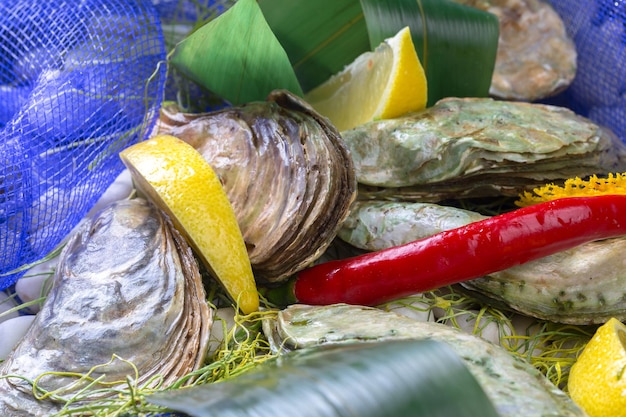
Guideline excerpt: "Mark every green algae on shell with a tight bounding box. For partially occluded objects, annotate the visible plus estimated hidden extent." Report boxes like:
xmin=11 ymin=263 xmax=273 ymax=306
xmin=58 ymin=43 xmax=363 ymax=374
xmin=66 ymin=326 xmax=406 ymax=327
xmin=338 ymin=200 xmax=487 ymax=251
xmin=461 ymin=236 xmax=626 ymax=325
xmin=262 ymin=303 xmax=587 ymax=417
xmin=343 ymin=97 xmax=626 ymax=202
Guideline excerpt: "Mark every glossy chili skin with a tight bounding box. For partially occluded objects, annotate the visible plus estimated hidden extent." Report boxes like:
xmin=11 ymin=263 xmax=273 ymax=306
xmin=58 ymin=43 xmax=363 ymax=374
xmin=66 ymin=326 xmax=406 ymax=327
xmin=293 ymin=195 xmax=626 ymax=306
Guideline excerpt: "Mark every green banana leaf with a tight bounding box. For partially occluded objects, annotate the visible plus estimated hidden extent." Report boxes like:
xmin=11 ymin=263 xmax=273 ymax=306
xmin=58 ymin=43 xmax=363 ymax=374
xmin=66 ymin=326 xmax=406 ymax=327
xmin=169 ymin=0 xmax=499 ymax=108
xmin=169 ymin=0 xmax=303 ymax=105
xmin=360 ymin=0 xmax=499 ymax=106
xmin=258 ymin=0 xmax=370 ymax=93
xmin=147 ymin=339 xmax=501 ymax=417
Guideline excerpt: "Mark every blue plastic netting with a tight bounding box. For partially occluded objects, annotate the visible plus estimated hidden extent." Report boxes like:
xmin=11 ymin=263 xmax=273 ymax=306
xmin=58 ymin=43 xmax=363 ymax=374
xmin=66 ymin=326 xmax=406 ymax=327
xmin=2 ymin=0 xmax=626 ymax=291
xmin=0 ymin=0 xmax=167 ymax=288
xmin=547 ymin=0 xmax=626 ymax=141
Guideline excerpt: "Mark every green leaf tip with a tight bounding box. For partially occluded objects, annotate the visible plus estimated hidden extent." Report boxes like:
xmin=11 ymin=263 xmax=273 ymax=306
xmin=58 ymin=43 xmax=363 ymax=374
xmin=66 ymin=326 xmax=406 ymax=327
xmin=360 ymin=0 xmax=499 ymax=106
xmin=170 ymin=0 xmax=303 ymax=105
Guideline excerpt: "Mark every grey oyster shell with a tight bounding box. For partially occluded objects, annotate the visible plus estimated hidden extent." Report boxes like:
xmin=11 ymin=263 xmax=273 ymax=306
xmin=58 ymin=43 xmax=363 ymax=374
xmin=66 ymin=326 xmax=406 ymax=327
xmin=0 ymin=198 xmax=212 ymax=416
xmin=452 ymin=0 xmax=577 ymax=101
xmin=156 ymin=90 xmax=357 ymax=284
xmin=461 ymin=236 xmax=626 ymax=325
xmin=337 ymin=199 xmax=626 ymax=325
xmin=338 ymin=200 xmax=487 ymax=251
xmin=344 ymin=97 xmax=626 ymax=202
xmin=262 ymin=304 xmax=587 ymax=417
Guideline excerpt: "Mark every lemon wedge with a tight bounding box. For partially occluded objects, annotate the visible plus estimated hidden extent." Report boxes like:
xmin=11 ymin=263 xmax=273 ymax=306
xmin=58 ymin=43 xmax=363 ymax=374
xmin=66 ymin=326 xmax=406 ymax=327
xmin=304 ymin=26 xmax=427 ymax=132
xmin=568 ymin=317 xmax=626 ymax=417
xmin=120 ymin=135 xmax=259 ymax=314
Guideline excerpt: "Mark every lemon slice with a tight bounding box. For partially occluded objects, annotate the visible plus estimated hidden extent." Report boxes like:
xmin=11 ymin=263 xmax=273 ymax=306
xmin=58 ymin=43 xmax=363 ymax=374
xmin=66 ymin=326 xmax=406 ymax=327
xmin=568 ymin=317 xmax=626 ymax=417
xmin=304 ymin=26 xmax=427 ymax=132
xmin=120 ymin=135 xmax=259 ymax=314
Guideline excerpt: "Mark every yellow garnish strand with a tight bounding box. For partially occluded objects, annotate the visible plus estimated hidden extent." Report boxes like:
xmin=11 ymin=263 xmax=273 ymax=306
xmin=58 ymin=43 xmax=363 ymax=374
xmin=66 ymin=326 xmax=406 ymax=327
xmin=517 ymin=172 xmax=626 ymax=207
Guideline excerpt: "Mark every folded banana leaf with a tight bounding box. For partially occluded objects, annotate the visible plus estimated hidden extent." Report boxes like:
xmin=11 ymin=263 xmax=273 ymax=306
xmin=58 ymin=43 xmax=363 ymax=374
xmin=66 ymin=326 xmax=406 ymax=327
xmin=343 ymin=97 xmax=626 ymax=202
xmin=261 ymin=304 xmax=587 ymax=417
xmin=148 ymin=338 xmax=500 ymax=417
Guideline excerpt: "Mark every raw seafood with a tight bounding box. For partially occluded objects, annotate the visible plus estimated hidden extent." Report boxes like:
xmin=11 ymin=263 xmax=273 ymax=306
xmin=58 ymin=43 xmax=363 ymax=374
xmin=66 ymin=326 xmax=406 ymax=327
xmin=156 ymin=90 xmax=357 ymax=283
xmin=344 ymin=97 xmax=626 ymax=202
xmin=262 ymin=303 xmax=587 ymax=417
xmin=0 ymin=198 xmax=212 ymax=416
xmin=452 ymin=0 xmax=577 ymax=101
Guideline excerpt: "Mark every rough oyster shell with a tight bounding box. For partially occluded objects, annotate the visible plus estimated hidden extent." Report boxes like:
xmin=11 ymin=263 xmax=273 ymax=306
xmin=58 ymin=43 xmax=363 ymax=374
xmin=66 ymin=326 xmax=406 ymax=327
xmin=344 ymin=97 xmax=626 ymax=202
xmin=461 ymin=236 xmax=626 ymax=325
xmin=262 ymin=304 xmax=586 ymax=417
xmin=0 ymin=198 xmax=212 ymax=416
xmin=337 ymin=199 xmax=626 ymax=324
xmin=156 ymin=90 xmax=357 ymax=284
xmin=452 ymin=0 xmax=577 ymax=101
xmin=338 ymin=200 xmax=488 ymax=251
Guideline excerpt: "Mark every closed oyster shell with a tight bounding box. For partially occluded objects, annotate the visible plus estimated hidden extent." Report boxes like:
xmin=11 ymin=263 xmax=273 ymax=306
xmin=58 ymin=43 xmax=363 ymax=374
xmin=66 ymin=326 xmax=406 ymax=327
xmin=338 ymin=200 xmax=487 ymax=251
xmin=452 ymin=0 xmax=577 ymax=101
xmin=262 ymin=304 xmax=586 ymax=417
xmin=0 ymin=198 xmax=212 ymax=416
xmin=344 ymin=97 xmax=626 ymax=202
xmin=461 ymin=236 xmax=626 ymax=325
xmin=156 ymin=90 xmax=357 ymax=284
xmin=336 ymin=198 xmax=626 ymax=324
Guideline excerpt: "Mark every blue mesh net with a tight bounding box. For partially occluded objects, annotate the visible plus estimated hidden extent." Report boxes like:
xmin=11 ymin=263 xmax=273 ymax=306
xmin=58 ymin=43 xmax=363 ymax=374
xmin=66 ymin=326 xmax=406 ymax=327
xmin=547 ymin=0 xmax=626 ymax=142
xmin=2 ymin=0 xmax=626 ymax=292
xmin=0 ymin=0 xmax=167 ymax=289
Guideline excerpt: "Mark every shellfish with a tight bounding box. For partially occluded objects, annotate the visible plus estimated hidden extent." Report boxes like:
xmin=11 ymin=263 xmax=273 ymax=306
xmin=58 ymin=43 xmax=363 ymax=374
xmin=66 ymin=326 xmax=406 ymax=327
xmin=156 ymin=90 xmax=357 ymax=284
xmin=344 ymin=97 xmax=626 ymax=202
xmin=0 ymin=198 xmax=212 ymax=416
xmin=452 ymin=0 xmax=577 ymax=101
xmin=461 ymin=236 xmax=626 ymax=325
xmin=262 ymin=303 xmax=587 ymax=417
xmin=337 ymin=199 xmax=626 ymax=324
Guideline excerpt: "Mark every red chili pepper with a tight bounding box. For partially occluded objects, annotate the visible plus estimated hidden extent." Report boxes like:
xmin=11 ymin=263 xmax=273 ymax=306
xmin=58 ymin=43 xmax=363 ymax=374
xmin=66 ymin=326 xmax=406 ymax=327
xmin=281 ymin=195 xmax=626 ymax=306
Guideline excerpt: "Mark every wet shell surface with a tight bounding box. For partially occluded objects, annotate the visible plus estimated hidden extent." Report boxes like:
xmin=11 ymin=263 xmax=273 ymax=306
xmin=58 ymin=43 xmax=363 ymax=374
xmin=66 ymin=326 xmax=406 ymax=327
xmin=0 ymin=198 xmax=212 ymax=416
xmin=156 ymin=90 xmax=357 ymax=284
xmin=262 ymin=303 xmax=586 ymax=417
xmin=344 ymin=97 xmax=626 ymax=202
xmin=462 ymin=236 xmax=626 ymax=325
xmin=338 ymin=200 xmax=488 ymax=251
xmin=337 ymin=199 xmax=626 ymax=325
xmin=452 ymin=0 xmax=577 ymax=101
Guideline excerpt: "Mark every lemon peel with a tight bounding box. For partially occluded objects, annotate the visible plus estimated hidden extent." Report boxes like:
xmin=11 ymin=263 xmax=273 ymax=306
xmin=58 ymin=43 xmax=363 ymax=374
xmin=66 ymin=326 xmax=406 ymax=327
xmin=120 ymin=135 xmax=259 ymax=314
xmin=568 ymin=317 xmax=626 ymax=417
xmin=305 ymin=26 xmax=427 ymax=132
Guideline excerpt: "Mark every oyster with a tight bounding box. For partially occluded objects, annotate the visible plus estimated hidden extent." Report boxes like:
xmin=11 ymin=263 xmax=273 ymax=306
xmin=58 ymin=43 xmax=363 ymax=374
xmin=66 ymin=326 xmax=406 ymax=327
xmin=452 ymin=0 xmax=577 ymax=101
xmin=461 ymin=236 xmax=626 ymax=325
xmin=156 ymin=90 xmax=357 ymax=284
xmin=337 ymin=199 xmax=626 ymax=324
xmin=0 ymin=198 xmax=212 ymax=416
xmin=344 ymin=97 xmax=626 ymax=202
xmin=338 ymin=200 xmax=487 ymax=251
xmin=262 ymin=304 xmax=587 ymax=417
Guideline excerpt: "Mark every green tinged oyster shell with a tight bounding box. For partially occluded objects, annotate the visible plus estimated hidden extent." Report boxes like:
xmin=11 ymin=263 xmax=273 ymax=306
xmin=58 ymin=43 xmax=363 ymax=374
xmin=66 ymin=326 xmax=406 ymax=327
xmin=461 ymin=236 xmax=626 ymax=325
xmin=262 ymin=304 xmax=587 ymax=417
xmin=337 ymin=199 xmax=626 ymax=324
xmin=344 ymin=97 xmax=626 ymax=202
xmin=338 ymin=200 xmax=487 ymax=251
